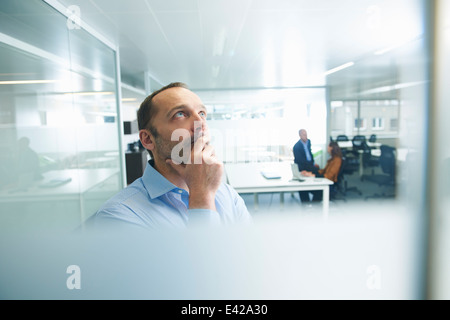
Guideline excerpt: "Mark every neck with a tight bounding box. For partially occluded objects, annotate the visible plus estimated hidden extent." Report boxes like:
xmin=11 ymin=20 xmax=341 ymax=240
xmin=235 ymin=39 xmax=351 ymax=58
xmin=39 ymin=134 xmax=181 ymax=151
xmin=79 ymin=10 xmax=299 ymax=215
xmin=153 ymin=156 xmax=188 ymax=191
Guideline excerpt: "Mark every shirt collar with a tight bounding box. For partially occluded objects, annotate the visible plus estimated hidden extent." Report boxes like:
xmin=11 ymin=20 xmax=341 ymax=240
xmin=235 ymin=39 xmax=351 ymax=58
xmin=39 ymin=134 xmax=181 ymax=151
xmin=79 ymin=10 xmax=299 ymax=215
xmin=142 ymin=159 xmax=179 ymax=199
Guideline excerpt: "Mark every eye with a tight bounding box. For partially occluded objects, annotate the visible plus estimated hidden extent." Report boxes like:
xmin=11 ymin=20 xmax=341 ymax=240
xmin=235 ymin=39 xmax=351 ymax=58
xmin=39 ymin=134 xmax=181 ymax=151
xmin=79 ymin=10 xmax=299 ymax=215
xmin=173 ymin=111 xmax=186 ymax=118
xmin=199 ymin=111 xmax=206 ymax=118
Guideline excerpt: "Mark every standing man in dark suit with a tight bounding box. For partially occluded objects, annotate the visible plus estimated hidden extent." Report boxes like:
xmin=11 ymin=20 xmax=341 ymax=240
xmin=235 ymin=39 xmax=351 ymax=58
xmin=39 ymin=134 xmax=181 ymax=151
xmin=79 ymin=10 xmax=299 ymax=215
xmin=293 ymin=129 xmax=319 ymax=203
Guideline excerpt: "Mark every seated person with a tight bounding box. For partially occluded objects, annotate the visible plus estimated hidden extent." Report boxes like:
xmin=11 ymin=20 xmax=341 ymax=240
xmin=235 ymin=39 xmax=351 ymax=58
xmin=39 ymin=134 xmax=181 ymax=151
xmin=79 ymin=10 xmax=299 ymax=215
xmin=301 ymin=141 xmax=343 ymax=202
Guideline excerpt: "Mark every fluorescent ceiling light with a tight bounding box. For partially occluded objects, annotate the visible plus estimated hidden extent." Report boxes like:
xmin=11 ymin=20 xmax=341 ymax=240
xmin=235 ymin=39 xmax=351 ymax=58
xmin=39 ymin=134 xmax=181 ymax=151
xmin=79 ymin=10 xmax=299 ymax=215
xmin=374 ymin=45 xmax=400 ymax=55
xmin=104 ymin=97 xmax=137 ymax=102
xmin=63 ymin=91 xmax=115 ymax=96
xmin=374 ymin=42 xmax=410 ymax=55
xmin=0 ymin=80 xmax=58 ymax=85
xmin=0 ymin=73 xmax=36 ymax=76
xmin=324 ymin=62 xmax=355 ymax=76
xmin=360 ymin=81 xmax=427 ymax=95
xmin=86 ymin=111 xmax=117 ymax=116
xmin=374 ymin=35 xmax=422 ymax=55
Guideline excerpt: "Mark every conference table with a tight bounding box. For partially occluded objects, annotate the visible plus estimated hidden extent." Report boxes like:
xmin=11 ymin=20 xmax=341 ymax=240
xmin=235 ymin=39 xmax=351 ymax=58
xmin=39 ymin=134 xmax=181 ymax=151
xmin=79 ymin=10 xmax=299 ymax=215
xmin=224 ymin=162 xmax=333 ymax=217
xmin=336 ymin=140 xmax=380 ymax=148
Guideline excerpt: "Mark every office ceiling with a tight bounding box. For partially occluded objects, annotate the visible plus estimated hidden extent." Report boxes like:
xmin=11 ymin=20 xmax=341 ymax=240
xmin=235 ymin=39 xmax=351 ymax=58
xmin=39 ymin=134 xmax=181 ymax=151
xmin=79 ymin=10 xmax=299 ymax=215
xmin=55 ymin=0 xmax=425 ymax=99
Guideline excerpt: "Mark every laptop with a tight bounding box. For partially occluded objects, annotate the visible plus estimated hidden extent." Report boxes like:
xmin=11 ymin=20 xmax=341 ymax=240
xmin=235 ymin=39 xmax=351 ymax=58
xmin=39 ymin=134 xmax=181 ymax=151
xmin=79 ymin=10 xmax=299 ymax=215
xmin=291 ymin=163 xmax=305 ymax=181
xmin=260 ymin=170 xmax=281 ymax=179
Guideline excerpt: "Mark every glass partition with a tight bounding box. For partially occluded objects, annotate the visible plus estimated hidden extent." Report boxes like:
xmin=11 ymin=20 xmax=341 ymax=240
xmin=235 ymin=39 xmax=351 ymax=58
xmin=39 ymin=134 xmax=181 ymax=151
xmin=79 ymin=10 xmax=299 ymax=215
xmin=330 ymin=99 xmax=400 ymax=141
xmin=195 ymin=87 xmax=327 ymax=166
xmin=0 ymin=0 xmax=123 ymax=233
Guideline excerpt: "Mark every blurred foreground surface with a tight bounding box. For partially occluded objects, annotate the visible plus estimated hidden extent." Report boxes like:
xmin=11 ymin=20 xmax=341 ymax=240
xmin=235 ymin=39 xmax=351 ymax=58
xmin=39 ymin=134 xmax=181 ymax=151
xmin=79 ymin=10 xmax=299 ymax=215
xmin=0 ymin=201 xmax=422 ymax=300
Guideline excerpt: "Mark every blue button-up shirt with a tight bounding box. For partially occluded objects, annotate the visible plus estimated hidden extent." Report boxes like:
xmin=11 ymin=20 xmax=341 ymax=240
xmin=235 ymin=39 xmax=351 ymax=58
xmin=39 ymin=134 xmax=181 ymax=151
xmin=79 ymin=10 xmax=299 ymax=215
xmin=301 ymin=140 xmax=312 ymax=162
xmin=94 ymin=161 xmax=252 ymax=229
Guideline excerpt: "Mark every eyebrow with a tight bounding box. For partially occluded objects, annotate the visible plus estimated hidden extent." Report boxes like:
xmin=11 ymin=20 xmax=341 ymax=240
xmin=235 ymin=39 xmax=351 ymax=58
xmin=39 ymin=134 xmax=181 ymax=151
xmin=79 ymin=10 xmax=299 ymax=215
xmin=166 ymin=104 xmax=207 ymax=118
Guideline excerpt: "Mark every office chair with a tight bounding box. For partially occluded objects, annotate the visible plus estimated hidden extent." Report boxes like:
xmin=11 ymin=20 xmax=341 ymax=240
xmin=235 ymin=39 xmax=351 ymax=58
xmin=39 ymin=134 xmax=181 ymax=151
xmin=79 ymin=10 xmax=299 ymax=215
xmin=351 ymin=135 xmax=366 ymax=153
xmin=336 ymin=135 xmax=349 ymax=142
xmin=364 ymin=145 xmax=396 ymax=199
xmin=338 ymin=156 xmax=362 ymax=197
xmin=361 ymin=141 xmax=380 ymax=177
xmin=336 ymin=134 xmax=350 ymax=157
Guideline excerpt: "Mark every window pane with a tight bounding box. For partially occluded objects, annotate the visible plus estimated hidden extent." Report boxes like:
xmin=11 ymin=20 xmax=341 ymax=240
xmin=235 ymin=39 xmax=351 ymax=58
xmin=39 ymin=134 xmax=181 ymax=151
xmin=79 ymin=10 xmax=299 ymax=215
xmin=330 ymin=101 xmax=357 ymax=137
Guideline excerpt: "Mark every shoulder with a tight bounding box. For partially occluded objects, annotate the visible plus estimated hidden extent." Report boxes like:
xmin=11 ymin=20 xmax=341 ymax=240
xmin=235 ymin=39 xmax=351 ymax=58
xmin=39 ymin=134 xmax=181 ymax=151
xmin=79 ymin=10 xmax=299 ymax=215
xmin=215 ymin=182 xmax=252 ymax=223
xmin=216 ymin=182 xmax=240 ymax=201
xmin=94 ymin=179 xmax=148 ymax=225
xmin=293 ymin=140 xmax=303 ymax=151
xmin=101 ymin=179 xmax=145 ymax=207
xmin=329 ymin=156 xmax=342 ymax=166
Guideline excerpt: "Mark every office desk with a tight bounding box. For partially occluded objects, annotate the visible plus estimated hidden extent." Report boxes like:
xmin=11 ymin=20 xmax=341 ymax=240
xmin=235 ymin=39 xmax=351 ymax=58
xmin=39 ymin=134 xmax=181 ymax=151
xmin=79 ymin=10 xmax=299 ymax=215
xmin=337 ymin=141 xmax=381 ymax=149
xmin=0 ymin=168 xmax=119 ymax=201
xmin=0 ymin=168 xmax=120 ymax=229
xmin=225 ymin=162 xmax=333 ymax=217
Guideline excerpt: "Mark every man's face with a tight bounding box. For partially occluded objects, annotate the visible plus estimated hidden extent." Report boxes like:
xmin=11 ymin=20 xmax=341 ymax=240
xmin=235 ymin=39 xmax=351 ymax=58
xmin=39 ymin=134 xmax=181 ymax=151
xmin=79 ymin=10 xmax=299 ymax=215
xmin=300 ymin=130 xmax=308 ymax=143
xmin=148 ymin=87 xmax=209 ymax=162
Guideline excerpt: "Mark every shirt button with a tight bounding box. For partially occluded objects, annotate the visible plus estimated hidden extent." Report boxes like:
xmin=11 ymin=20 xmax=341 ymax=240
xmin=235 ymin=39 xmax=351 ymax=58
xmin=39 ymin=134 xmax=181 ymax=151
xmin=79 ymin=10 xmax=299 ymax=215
xmin=178 ymin=189 xmax=183 ymax=194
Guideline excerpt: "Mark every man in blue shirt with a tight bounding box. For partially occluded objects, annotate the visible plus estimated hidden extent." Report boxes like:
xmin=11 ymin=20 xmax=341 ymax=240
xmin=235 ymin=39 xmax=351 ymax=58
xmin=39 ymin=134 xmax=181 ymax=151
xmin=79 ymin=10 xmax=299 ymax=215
xmin=95 ymin=82 xmax=251 ymax=229
xmin=293 ymin=129 xmax=319 ymax=203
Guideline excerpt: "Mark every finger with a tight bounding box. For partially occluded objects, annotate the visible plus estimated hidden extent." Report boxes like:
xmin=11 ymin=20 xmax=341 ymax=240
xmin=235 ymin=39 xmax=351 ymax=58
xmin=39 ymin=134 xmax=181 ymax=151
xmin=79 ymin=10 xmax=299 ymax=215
xmin=203 ymin=145 xmax=220 ymax=165
xmin=200 ymin=128 xmax=211 ymax=146
xmin=193 ymin=135 xmax=207 ymax=153
xmin=192 ymin=136 xmax=206 ymax=164
xmin=202 ymin=144 xmax=215 ymax=157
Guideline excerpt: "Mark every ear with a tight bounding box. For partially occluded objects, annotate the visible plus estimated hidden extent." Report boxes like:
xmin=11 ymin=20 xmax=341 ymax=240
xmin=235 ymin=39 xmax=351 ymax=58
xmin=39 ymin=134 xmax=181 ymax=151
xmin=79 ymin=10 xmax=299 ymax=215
xmin=139 ymin=129 xmax=155 ymax=152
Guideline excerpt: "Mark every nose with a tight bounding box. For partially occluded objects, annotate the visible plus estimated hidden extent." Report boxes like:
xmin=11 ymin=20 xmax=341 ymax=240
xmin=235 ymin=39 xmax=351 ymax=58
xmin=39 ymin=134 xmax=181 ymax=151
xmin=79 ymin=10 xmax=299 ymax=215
xmin=190 ymin=117 xmax=207 ymax=137
xmin=191 ymin=114 xmax=206 ymax=133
